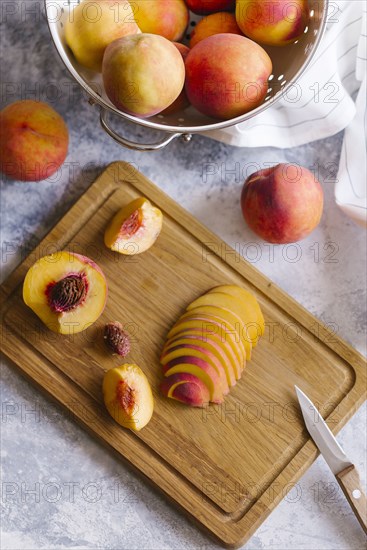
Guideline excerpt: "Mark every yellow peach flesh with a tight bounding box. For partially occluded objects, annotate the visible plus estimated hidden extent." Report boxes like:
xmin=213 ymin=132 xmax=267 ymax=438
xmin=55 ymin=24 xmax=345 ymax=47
xmin=103 ymin=364 xmax=154 ymax=431
xmin=187 ymin=292 xmax=261 ymax=346
xmin=104 ymin=197 xmax=162 ymax=255
xmin=22 ymin=251 xmax=107 ymax=334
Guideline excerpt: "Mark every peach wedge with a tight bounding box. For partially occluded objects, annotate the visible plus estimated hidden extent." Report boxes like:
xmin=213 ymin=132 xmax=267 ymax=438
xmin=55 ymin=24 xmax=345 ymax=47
xmin=104 ymin=197 xmax=163 ymax=255
xmin=23 ymin=251 xmax=107 ymax=334
xmin=160 ymin=372 xmax=210 ymax=407
xmin=103 ymin=364 xmax=154 ymax=431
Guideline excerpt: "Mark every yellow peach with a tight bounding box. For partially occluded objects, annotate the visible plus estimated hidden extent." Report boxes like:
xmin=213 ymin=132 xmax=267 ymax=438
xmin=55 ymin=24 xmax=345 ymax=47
xmin=65 ymin=0 xmax=140 ymax=72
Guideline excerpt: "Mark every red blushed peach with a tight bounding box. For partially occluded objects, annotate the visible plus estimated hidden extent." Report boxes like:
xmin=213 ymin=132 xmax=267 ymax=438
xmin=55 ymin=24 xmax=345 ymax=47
xmin=160 ymin=372 xmax=210 ymax=407
xmin=65 ymin=0 xmax=140 ymax=72
xmin=190 ymin=12 xmax=242 ymax=48
xmin=236 ymin=0 xmax=309 ymax=47
xmin=23 ymin=251 xmax=107 ymax=334
xmin=133 ymin=0 xmax=189 ymax=42
xmin=241 ymin=163 xmax=324 ymax=243
xmin=104 ymin=197 xmax=162 ymax=255
xmin=0 ymin=100 xmax=68 ymax=182
xmin=185 ymin=0 xmax=235 ymax=15
xmin=161 ymin=42 xmax=190 ymax=115
xmin=102 ymin=33 xmax=185 ymax=117
xmin=185 ymin=34 xmax=272 ymax=119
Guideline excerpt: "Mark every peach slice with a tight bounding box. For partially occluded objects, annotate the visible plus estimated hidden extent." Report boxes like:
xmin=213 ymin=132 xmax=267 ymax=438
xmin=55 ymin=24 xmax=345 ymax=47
xmin=104 ymin=197 xmax=162 ymax=255
xmin=209 ymin=285 xmax=265 ymax=336
xmin=163 ymin=357 xmax=224 ymax=403
xmin=167 ymin=315 xmax=246 ymax=377
xmin=23 ymin=251 xmax=107 ymax=334
xmin=180 ymin=306 xmax=252 ymax=361
xmin=163 ymin=333 xmax=237 ymax=387
xmin=161 ymin=340 xmax=229 ymax=394
xmin=160 ymin=372 xmax=210 ymax=407
xmin=103 ymin=364 xmax=154 ymax=431
xmin=187 ymin=293 xmax=261 ymax=346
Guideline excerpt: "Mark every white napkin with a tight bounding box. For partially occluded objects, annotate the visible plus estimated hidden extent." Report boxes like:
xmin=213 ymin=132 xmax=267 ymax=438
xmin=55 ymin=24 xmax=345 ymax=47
xmin=205 ymin=0 xmax=367 ymax=227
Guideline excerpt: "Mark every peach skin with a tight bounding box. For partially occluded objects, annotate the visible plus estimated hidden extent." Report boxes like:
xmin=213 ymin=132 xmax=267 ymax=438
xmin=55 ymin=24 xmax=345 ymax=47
xmin=190 ymin=12 xmax=242 ymax=48
xmin=0 ymin=100 xmax=68 ymax=182
xmin=236 ymin=0 xmax=309 ymax=46
xmin=102 ymin=33 xmax=185 ymax=117
xmin=241 ymin=163 xmax=324 ymax=243
xmin=65 ymin=0 xmax=140 ymax=72
xmin=185 ymin=33 xmax=272 ymax=119
xmin=133 ymin=0 xmax=189 ymax=41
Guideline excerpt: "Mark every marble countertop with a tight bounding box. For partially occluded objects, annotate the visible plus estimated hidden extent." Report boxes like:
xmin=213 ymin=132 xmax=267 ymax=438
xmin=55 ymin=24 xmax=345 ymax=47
xmin=1 ymin=3 xmax=366 ymax=549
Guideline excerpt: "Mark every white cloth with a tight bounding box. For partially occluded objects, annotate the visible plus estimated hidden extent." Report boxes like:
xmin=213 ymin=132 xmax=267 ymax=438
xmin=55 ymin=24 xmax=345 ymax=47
xmin=205 ymin=0 xmax=367 ymax=227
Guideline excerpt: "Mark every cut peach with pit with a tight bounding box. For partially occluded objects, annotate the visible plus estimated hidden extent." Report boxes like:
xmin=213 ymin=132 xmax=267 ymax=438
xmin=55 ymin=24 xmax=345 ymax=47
xmin=209 ymin=285 xmax=265 ymax=336
xmin=160 ymin=372 xmax=210 ymax=407
xmin=23 ymin=251 xmax=107 ymax=334
xmin=164 ymin=357 xmax=224 ymax=404
xmin=188 ymin=293 xmax=261 ymax=346
xmin=104 ymin=197 xmax=162 ymax=255
xmin=103 ymin=364 xmax=154 ymax=431
xmin=161 ymin=340 xmax=229 ymax=394
xmin=163 ymin=334 xmax=237 ymax=387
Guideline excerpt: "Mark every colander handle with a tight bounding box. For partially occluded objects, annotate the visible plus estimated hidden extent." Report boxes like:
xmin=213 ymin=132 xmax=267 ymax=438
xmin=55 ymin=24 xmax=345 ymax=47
xmin=100 ymin=108 xmax=187 ymax=151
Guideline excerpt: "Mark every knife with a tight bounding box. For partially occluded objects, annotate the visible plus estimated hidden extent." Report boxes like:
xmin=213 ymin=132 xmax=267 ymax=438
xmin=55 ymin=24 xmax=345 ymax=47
xmin=295 ymin=385 xmax=367 ymax=534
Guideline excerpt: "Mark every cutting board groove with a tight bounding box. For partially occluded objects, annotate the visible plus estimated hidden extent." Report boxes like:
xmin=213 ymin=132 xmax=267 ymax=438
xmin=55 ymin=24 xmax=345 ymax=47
xmin=1 ymin=162 xmax=365 ymax=548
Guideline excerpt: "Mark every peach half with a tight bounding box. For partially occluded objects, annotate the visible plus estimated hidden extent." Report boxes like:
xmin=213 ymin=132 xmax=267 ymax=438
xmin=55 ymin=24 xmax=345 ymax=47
xmin=160 ymin=372 xmax=210 ymax=407
xmin=104 ymin=197 xmax=163 ymax=255
xmin=23 ymin=251 xmax=107 ymax=334
xmin=103 ymin=364 xmax=154 ymax=431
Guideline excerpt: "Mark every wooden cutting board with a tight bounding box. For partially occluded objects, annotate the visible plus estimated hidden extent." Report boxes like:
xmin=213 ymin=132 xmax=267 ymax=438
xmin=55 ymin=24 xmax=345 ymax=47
xmin=1 ymin=162 xmax=365 ymax=548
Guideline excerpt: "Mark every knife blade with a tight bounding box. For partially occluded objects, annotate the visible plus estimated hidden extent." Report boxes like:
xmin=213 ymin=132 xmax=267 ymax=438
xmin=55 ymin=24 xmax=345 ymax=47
xmin=295 ymin=385 xmax=367 ymax=534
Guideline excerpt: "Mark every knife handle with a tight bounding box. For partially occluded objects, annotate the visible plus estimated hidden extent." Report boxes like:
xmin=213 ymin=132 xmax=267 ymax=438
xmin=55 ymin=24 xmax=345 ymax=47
xmin=336 ymin=464 xmax=367 ymax=534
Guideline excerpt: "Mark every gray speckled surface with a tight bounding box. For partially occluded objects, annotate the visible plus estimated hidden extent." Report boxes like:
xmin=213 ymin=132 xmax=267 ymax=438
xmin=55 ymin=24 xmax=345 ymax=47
xmin=1 ymin=3 xmax=366 ymax=549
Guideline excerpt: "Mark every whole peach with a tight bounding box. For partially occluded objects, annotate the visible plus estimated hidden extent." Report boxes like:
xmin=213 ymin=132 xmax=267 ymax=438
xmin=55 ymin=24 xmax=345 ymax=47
xmin=236 ymin=0 xmax=309 ymax=46
xmin=161 ymin=42 xmax=190 ymax=115
xmin=0 ymin=100 xmax=68 ymax=182
xmin=185 ymin=34 xmax=272 ymax=119
xmin=133 ymin=0 xmax=189 ymax=41
xmin=241 ymin=164 xmax=324 ymax=243
xmin=185 ymin=0 xmax=235 ymax=15
xmin=190 ymin=12 xmax=242 ymax=48
xmin=102 ymin=33 xmax=185 ymax=118
xmin=65 ymin=0 xmax=140 ymax=72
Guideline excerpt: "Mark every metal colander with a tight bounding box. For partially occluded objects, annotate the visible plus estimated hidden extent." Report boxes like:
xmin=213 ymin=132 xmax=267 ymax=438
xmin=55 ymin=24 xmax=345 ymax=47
xmin=45 ymin=0 xmax=329 ymax=150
